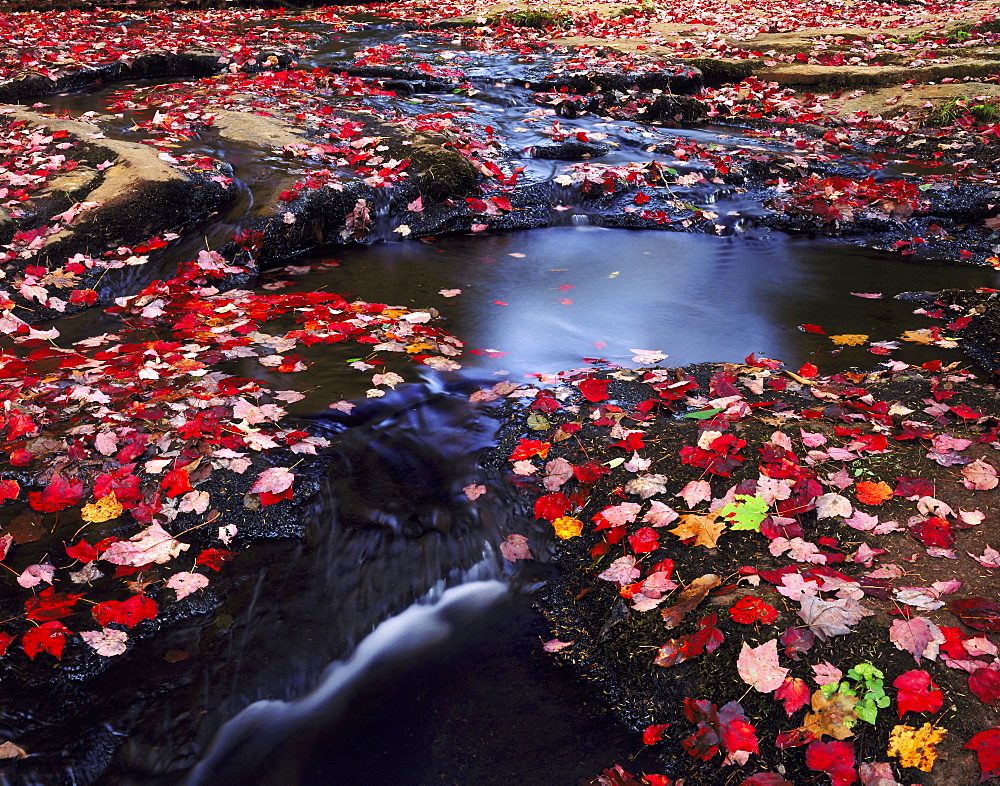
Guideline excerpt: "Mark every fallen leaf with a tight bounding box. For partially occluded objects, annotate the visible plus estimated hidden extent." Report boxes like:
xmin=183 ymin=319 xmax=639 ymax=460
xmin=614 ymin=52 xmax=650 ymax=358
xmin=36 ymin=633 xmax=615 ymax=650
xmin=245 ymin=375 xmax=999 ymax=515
xmin=729 ymin=595 xmax=779 ymax=624
xmin=962 ymin=459 xmax=999 ymax=491
xmin=949 ymin=597 xmax=1000 ymax=633
xmin=166 ymin=571 xmax=210 ymax=600
xmin=887 ymin=723 xmax=946 ymax=772
xmin=661 ymin=574 xmax=721 ymax=629
xmin=830 ymin=334 xmax=868 ymax=346
xmin=101 ymin=522 xmax=189 ymax=566
xmin=802 ymin=689 xmax=858 ymax=740
xmin=737 ymin=639 xmax=789 ymax=693
xmin=969 ymin=667 xmax=1000 ymax=704
xmin=80 ymin=491 xmax=123 ymax=523
xmin=670 ymin=513 xmax=725 ymax=549
xmin=654 ymin=613 xmax=723 ymax=667
xmin=80 ymin=627 xmax=129 ymax=657
xmin=805 ymin=740 xmax=857 ymax=785
xmin=965 ymin=728 xmax=1000 ymax=781
xmin=798 ymin=595 xmax=873 ymax=639
xmin=889 ymin=616 xmax=945 ymax=662
xmin=599 ymin=555 xmax=641 ymax=585
xmin=0 ymin=741 xmax=27 ymax=759
xmin=816 ymin=493 xmax=853 ymax=519
xmin=552 ymin=515 xmax=583 ymax=540
xmin=855 ymin=481 xmax=893 ymax=505
xmin=893 ymin=670 xmax=943 ymax=718
xmin=500 ymin=533 xmax=533 ymax=562
xmin=775 ymin=677 xmax=811 ymax=717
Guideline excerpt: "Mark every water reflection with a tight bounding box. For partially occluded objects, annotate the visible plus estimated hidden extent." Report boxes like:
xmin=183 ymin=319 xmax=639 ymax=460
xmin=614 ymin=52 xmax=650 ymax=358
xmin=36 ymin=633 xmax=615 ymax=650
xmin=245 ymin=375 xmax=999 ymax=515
xmin=278 ymin=227 xmax=999 ymax=400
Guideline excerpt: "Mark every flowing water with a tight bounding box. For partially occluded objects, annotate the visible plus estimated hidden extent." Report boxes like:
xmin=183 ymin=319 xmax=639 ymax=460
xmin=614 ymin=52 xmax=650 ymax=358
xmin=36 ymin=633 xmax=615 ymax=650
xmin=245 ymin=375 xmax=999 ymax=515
xmin=11 ymin=17 xmax=1000 ymax=786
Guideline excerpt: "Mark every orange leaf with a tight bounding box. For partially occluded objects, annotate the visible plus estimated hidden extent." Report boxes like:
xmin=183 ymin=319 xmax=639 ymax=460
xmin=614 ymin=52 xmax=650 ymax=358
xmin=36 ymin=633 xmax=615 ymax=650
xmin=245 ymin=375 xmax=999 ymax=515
xmin=855 ymin=481 xmax=893 ymax=505
xmin=670 ymin=513 xmax=725 ymax=549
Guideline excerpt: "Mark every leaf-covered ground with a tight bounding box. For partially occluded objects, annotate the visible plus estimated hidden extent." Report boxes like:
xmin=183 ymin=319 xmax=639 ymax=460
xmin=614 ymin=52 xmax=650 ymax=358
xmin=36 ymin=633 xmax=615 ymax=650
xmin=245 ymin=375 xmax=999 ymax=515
xmin=2 ymin=0 xmax=1000 ymax=782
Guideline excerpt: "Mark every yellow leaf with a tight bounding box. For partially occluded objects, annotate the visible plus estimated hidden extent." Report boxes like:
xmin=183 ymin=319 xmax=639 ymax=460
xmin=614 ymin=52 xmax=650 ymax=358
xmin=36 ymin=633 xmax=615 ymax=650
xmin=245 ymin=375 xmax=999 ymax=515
xmin=829 ymin=334 xmax=869 ymax=346
xmin=669 ymin=513 xmax=725 ymax=549
xmin=552 ymin=516 xmax=583 ymax=540
xmin=801 ymin=689 xmax=858 ymax=740
xmin=900 ymin=329 xmax=936 ymax=345
xmin=887 ymin=723 xmax=947 ymax=772
xmin=80 ymin=492 xmax=123 ymax=523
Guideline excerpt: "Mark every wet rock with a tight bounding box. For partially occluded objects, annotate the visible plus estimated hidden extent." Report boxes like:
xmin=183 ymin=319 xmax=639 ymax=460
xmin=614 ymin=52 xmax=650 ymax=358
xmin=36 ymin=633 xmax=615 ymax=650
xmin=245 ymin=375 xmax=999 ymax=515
xmin=0 ymin=50 xmax=298 ymax=104
xmin=531 ymin=141 xmax=612 ymax=160
xmin=758 ymin=60 xmax=1000 ymax=88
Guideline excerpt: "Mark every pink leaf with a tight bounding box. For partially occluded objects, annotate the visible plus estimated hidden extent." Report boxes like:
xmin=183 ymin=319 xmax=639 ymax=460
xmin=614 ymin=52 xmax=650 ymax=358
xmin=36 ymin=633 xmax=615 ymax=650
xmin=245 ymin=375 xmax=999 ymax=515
xmin=500 ymin=533 xmax=533 ymax=562
xmin=250 ymin=467 xmax=295 ymax=495
xmin=889 ymin=616 xmax=945 ymax=663
xmin=962 ymin=459 xmax=998 ymax=491
xmin=677 ymin=480 xmax=712 ymax=507
xmin=737 ymin=639 xmax=788 ymax=693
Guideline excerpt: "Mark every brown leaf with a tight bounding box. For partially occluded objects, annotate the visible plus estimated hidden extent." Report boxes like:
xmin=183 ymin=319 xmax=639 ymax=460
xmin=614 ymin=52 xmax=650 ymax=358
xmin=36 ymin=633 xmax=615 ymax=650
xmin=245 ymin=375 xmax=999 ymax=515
xmin=670 ymin=513 xmax=725 ymax=549
xmin=4 ymin=512 xmax=45 ymax=544
xmin=0 ymin=741 xmax=27 ymax=759
xmin=661 ymin=573 xmax=721 ymax=629
xmin=801 ymin=689 xmax=858 ymax=740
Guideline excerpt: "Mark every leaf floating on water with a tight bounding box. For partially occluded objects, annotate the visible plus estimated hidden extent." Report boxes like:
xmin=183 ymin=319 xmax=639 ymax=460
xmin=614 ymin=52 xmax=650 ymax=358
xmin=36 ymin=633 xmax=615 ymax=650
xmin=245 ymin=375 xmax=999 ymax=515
xmin=80 ymin=491 xmax=124 ymax=523
xmin=0 ymin=741 xmax=27 ymax=759
xmin=829 ymin=334 xmax=868 ymax=346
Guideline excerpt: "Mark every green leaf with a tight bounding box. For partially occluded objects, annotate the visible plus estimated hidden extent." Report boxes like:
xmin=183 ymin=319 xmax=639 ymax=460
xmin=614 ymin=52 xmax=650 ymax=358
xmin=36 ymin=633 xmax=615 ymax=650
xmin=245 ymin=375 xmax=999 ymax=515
xmin=606 ymin=457 xmax=625 ymax=468
xmin=856 ymin=703 xmax=877 ymax=725
xmin=718 ymin=494 xmax=769 ymax=532
xmin=682 ymin=407 xmax=723 ymax=420
xmin=527 ymin=414 xmax=550 ymax=431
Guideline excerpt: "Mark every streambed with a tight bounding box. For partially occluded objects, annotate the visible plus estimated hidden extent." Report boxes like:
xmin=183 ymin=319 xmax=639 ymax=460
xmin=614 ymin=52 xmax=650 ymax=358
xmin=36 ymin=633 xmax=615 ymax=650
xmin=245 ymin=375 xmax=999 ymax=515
xmin=2 ymin=10 xmax=999 ymax=785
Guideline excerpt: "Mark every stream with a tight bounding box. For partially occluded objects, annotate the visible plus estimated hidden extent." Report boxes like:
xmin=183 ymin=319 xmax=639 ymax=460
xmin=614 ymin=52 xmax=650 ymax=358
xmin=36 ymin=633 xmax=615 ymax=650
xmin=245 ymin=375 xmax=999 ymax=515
xmin=7 ymin=13 xmax=1000 ymax=786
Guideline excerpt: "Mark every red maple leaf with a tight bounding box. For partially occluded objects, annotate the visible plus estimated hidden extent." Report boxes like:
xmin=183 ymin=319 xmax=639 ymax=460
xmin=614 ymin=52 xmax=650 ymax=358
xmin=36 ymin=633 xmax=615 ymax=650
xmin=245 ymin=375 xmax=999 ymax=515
xmin=966 ymin=728 xmax=1000 ymax=781
xmin=893 ymin=669 xmax=943 ymax=718
xmin=805 ymin=740 xmax=857 ymax=786
xmin=0 ymin=479 xmax=19 ymax=504
xmin=196 ymin=548 xmax=234 ymax=571
xmin=25 ymin=587 xmax=84 ymax=622
xmin=161 ymin=467 xmax=193 ymax=498
xmin=950 ymin=597 xmax=1000 ymax=632
xmin=510 ymin=439 xmax=551 ymax=461
xmin=534 ymin=493 xmax=570 ymax=522
xmin=91 ymin=595 xmax=157 ymax=629
xmin=655 ymin=614 xmax=724 ymax=668
xmin=573 ymin=461 xmax=611 ymax=484
xmin=578 ymin=376 xmax=610 ymax=402
xmin=28 ymin=473 xmax=84 ymax=513
xmin=629 ymin=527 xmax=659 ymax=554
xmin=729 ymin=596 xmax=779 ymax=625
xmin=775 ymin=677 xmax=810 ymax=717
xmin=681 ymin=698 xmax=758 ymax=763
xmin=969 ymin=667 xmax=1000 ymax=705
xmin=642 ymin=723 xmax=670 ymax=745
xmin=908 ymin=516 xmax=954 ymax=548
xmin=0 ymin=631 xmax=13 ymax=658
xmin=66 ymin=538 xmax=100 ymax=563
xmin=22 ymin=621 xmax=71 ymax=660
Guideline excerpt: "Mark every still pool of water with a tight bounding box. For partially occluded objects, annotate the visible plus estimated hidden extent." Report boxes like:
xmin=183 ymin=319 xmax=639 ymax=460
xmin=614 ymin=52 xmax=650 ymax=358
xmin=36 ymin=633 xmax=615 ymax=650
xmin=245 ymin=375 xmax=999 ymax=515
xmin=264 ymin=226 xmax=1000 ymax=405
